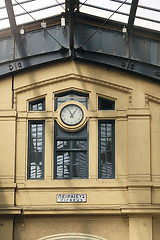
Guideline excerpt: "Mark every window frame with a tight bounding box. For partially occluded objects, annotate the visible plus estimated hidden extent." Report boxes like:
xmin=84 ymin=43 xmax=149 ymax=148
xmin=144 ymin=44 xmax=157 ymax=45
xmin=98 ymin=120 xmax=115 ymax=179
xmin=29 ymin=98 xmax=45 ymax=111
xmin=54 ymin=90 xmax=89 ymax=180
xmin=27 ymin=120 xmax=45 ymax=180
xmin=54 ymin=122 xmax=89 ymax=180
xmin=54 ymin=90 xmax=89 ymax=111
xmin=98 ymin=96 xmax=115 ymax=110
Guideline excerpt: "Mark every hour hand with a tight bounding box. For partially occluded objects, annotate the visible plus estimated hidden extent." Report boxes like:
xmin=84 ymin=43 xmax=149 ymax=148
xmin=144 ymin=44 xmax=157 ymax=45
xmin=68 ymin=108 xmax=73 ymax=118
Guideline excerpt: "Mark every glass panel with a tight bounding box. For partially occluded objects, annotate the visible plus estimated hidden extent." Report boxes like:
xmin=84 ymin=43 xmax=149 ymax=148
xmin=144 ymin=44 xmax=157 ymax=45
xmin=28 ymin=122 xmax=44 ymax=179
xmin=72 ymin=152 xmax=87 ymax=178
xmin=56 ymin=152 xmax=71 ymax=179
xmin=79 ymin=0 xmax=130 ymax=24
xmin=56 ymin=149 xmax=87 ymax=179
xmin=135 ymin=0 xmax=160 ymax=31
xmin=98 ymin=97 xmax=115 ymax=110
xmin=31 ymin=124 xmax=37 ymax=137
xmin=79 ymin=152 xmax=87 ymax=178
xmin=29 ymin=98 xmax=45 ymax=111
xmin=0 ymin=0 xmax=159 ymax=32
xmin=99 ymin=121 xmax=114 ymax=179
xmin=79 ymin=0 xmax=160 ymax=32
xmin=30 ymin=162 xmax=43 ymax=179
xmin=56 ymin=154 xmax=64 ymax=178
xmin=30 ymin=138 xmax=36 ymax=151
xmin=73 ymin=140 xmax=87 ymax=149
xmin=72 ymin=152 xmax=79 ymax=178
xmin=55 ymin=91 xmax=88 ymax=110
xmin=0 ymin=0 xmax=65 ymax=30
xmin=57 ymin=140 xmax=70 ymax=150
xmin=57 ymin=140 xmax=87 ymax=150
xmin=55 ymin=123 xmax=88 ymax=179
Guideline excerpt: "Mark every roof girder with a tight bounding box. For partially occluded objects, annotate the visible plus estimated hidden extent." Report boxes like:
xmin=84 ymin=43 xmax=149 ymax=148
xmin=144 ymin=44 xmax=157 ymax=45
xmin=4 ymin=0 xmax=17 ymax=37
xmin=127 ymin=0 xmax=139 ymax=34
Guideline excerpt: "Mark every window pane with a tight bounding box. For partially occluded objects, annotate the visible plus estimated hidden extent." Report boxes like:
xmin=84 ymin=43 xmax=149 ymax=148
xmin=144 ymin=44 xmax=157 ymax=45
xmin=56 ymin=151 xmax=87 ymax=179
xmin=56 ymin=152 xmax=71 ymax=179
xmin=72 ymin=152 xmax=87 ymax=178
xmin=99 ymin=121 xmax=115 ymax=179
xmin=29 ymin=98 xmax=45 ymax=111
xmin=98 ymin=97 xmax=115 ymax=110
xmin=28 ymin=121 xmax=45 ymax=179
xmin=79 ymin=152 xmax=88 ymax=178
xmin=54 ymin=123 xmax=88 ymax=179
xmin=55 ymin=91 xmax=88 ymax=110
xmin=73 ymin=141 xmax=87 ymax=150
xmin=57 ymin=140 xmax=70 ymax=150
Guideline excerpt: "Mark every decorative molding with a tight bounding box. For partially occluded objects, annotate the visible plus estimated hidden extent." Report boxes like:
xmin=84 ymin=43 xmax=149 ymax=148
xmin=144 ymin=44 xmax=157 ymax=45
xmin=14 ymin=74 xmax=132 ymax=94
xmin=129 ymin=90 xmax=132 ymax=107
xmin=20 ymin=205 xmax=160 ymax=216
xmin=0 ymin=110 xmax=16 ymax=118
xmin=13 ymin=74 xmax=132 ymax=110
xmin=0 ymin=207 xmax=22 ymax=215
xmin=127 ymin=109 xmax=151 ymax=117
xmin=145 ymin=93 xmax=160 ymax=105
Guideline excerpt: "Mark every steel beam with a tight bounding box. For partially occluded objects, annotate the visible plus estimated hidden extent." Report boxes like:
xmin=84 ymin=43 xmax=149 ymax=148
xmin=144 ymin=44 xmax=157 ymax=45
xmin=0 ymin=48 xmax=69 ymax=77
xmin=4 ymin=0 xmax=17 ymax=37
xmin=66 ymin=0 xmax=79 ymax=57
xmin=127 ymin=0 xmax=139 ymax=34
xmin=75 ymin=48 xmax=160 ymax=81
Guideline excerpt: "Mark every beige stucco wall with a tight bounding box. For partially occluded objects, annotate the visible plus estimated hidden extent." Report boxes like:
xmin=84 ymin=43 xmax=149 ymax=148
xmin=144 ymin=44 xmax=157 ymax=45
xmin=0 ymin=219 xmax=13 ymax=240
xmin=14 ymin=216 xmax=129 ymax=240
xmin=0 ymin=60 xmax=160 ymax=239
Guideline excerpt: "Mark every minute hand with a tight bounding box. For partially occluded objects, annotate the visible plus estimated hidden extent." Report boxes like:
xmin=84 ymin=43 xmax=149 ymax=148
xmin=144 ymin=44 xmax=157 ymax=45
xmin=72 ymin=107 xmax=78 ymax=116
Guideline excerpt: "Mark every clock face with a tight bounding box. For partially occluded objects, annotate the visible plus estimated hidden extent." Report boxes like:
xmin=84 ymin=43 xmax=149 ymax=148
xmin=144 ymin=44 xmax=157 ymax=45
xmin=60 ymin=104 xmax=83 ymax=126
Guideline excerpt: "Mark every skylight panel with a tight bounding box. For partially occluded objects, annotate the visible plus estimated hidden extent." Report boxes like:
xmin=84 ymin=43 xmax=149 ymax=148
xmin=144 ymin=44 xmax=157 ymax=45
xmin=0 ymin=19 xmax=10 ymax=30
xmin=135 ymin=0 xmax=160 ymax=31
xmin=0 ymin=0 xmax=159 ymax=32
xmin=79 ymin=0 xmax=160 ymax=32
xmin=0 ymin=1 xmax=9 ymax=29
xmin=13 ymin=0 xmax=65 ymax=25
xmin=0 ymin=0 xmax=65 ymax=30
xmin=79 ymin=0 xmax=131 ymax=24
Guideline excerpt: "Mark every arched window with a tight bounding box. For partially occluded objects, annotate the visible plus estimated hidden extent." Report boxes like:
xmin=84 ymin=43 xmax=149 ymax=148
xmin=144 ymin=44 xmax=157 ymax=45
xmin=38 ymin=233 xmax=108 ymax=240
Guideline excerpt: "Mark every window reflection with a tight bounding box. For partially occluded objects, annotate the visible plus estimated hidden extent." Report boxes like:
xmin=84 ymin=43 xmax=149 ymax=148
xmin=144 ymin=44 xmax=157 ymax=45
xmin=28 ymin=122 xmax=44 ymax=179
xmin=55 ymin=124 xmax=88 ymax=179
xmin=99 ymin=121 xmax=114 ymax=179
xmin=55 ymin=91 xmax=88 ymax=110
xmin=29 ymin=98 xmax=45 ymax=111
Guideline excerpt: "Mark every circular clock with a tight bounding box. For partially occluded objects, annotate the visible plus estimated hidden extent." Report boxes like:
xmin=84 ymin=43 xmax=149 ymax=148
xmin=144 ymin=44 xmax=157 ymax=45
xmin=60 ymin=104 xmax=83 ymax=126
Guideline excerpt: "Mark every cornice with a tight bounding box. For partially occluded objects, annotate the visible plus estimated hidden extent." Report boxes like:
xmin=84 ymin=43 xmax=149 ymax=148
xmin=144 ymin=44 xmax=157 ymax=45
xmin=0 ymin=207 xmax=22 ymax=215
xmin=18 ymin=205 xmax=160 ymax=216
xmin=145 ymin=93 xmax=160 ymax=105
xmin=0 ymin=110 xmax=16 ymax=119
xmin=14 ymin=74 xmax=132 ymax=94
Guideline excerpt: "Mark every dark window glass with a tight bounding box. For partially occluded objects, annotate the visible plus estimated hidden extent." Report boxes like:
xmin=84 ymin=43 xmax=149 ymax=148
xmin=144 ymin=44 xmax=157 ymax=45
xmin=54 ymin=123 xmax=88 ymax=179
xmin=28 ymin=121 xmax=45 ymax=179
xmin=55 ymin=91 xmax=88 ymax=110
xmin=29 ymin=98 xmax=45 ymax=111
xmin=98 ymin=120 xmax=115 ymax=179
xmin=98 ymin=97 xmax=115 ymax=110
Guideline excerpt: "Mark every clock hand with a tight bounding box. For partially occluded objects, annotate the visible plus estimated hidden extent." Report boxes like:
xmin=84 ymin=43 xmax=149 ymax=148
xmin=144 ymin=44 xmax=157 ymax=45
xmin=72 ymin=107 xmax=78 ymax=116
xmin=68 ymin=108 xmax=74 ymax=118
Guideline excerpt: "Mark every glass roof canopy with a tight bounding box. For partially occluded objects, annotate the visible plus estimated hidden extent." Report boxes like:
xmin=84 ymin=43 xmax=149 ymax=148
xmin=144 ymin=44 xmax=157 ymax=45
xmin=0 ymin=0 xmax=65 ymax=30
xmin=0 ymin=0 xmax=160 ymax=32
xmin=80 ymin=0 xmax=160 ymax=32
